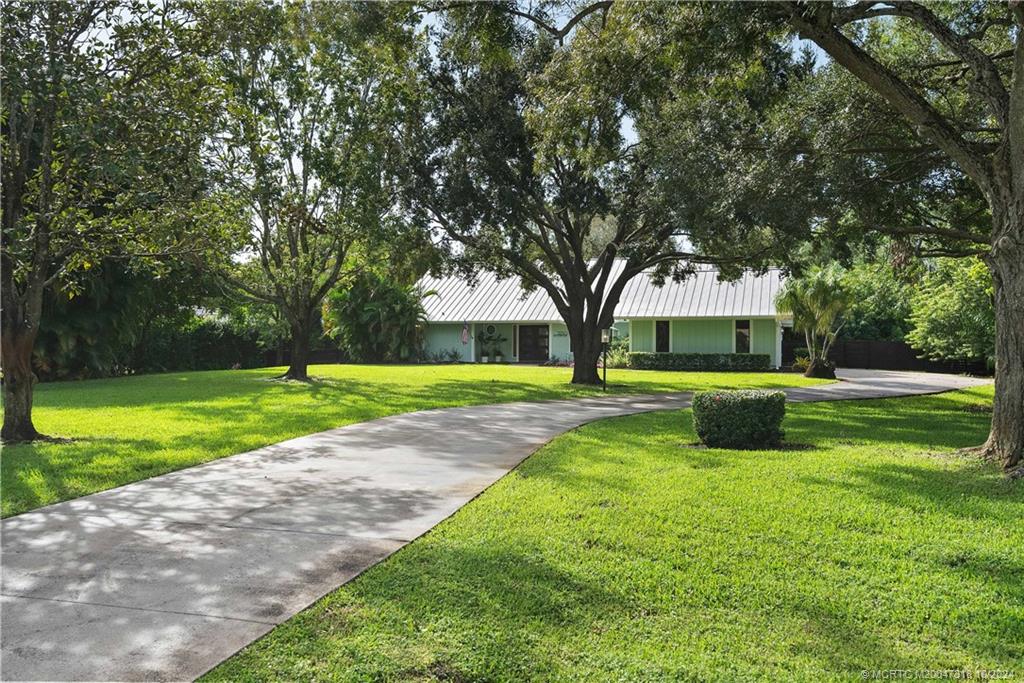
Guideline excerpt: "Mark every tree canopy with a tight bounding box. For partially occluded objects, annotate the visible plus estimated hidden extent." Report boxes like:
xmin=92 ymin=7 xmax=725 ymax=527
xmin=202 ymin=0 xmax=417 ymax=379
xmin=402 ymin=2 xmax=802 ymax=384
xmin=1 ymin=0 xmax=232 ymax=440
xmin=908 ymin=257 xmax=995 ymax=366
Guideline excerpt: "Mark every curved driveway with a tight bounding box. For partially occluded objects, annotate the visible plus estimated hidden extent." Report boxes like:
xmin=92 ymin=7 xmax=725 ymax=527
xmin=0 ymin=369 xmax=989 ymax=681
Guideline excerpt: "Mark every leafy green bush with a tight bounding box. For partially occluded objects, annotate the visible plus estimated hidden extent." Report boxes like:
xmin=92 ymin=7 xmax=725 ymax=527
xmin=692 ymin=390 xmax=786 ymax=448
xmin=429 ymin=348 xmax=464 ymax=363
xmin=323 ymin=271 xmax=433 ymax=362
xmin=603 ymin=336 xmax=631 ymax=368
xmin=627 ymin=352 xmax=770 ymax=371
xmin=841 ymin=260 xmax=914 ymax=341
xmin=791 ymin=356 xmax=811 ymax=372
xmin=907 ymin=257 xmax=994 ymax=365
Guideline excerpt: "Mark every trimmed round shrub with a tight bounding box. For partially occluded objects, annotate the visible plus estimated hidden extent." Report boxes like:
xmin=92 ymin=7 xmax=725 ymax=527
xmin=692 ymin=390 xmax=786 ymax=448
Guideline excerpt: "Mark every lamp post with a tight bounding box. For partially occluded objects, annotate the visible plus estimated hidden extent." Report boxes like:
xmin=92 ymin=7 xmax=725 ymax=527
xmin=601 ymin=328 xmax=611 ymax=391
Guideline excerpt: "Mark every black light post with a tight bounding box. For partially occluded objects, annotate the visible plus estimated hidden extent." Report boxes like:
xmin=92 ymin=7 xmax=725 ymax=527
xmin=601 ymin=328 xmax=611 ymax=391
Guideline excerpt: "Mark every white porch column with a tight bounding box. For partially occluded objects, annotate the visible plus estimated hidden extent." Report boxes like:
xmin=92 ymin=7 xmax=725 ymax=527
xmin=775 ymin=320 xmax=783 ymax=369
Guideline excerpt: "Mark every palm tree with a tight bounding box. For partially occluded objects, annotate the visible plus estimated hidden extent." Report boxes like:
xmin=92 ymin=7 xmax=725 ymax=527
xmin=775 ymin=266 xmax=851 ymax=379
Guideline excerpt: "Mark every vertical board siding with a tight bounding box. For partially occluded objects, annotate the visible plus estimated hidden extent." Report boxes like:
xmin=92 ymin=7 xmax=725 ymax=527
xmin=751 ymin=319 xmax=778 ymax=367
xmin=428 ymin=318 xmax=780 ymax=365
xmin=550 ymin=323 xmax=572 ymax=361
xmin=475 ymin=323 xmax=516 ymax=361
xmin=630 ymin=320 xmax=655 ymax=352
xmin=671 ymin=319 xmax=733 ymax=354
xmin=423 ymin=324 xmax=472 ymax=361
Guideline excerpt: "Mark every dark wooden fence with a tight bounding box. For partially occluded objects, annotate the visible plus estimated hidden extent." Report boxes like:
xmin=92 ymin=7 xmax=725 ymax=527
xmin=781 ymin=330 xmax=988 ymax=374
xmin=262 ymin=348 xmax=347 ymax=367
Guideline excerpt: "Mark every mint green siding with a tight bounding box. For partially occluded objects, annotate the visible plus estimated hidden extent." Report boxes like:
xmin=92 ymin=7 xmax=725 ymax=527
xmin=671 ymin=319 xmax=733 ymax=354
xmin=628 ymin=318 xmax=779 ymax=366
xmin=550 ymin=323 xmax=572 ymax=361
xmin=630 ymin=320 xmax=655 ymax=352
xmin=423 ymin=323 xmax=472 ymax=361
xmin=751 ymin=319 xmax=778 ymax=367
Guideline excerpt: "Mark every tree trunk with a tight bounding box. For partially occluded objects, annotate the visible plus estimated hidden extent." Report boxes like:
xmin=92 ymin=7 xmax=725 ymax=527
xmin=569 ymin=323 xmax=603 ymax=385
xmin=984 ymin=222 xmax=1024 ymax=470
xmin=803 ymin=359 xmax=837 ymax=379
xmin=283 ymin=326 xmax=311 ymax=381
xmin=1 ymin=326 xmax=42 ymax=442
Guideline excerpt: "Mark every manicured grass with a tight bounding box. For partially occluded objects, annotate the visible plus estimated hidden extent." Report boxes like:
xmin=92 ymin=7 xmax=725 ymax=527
xmin=1 ymin=364 xmax=826 ymax=517
xmin=207 ymin=385 xmax=1021 ymax=681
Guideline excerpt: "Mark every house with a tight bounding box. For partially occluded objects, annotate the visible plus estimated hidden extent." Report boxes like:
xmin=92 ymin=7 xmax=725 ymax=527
xmin=419 ymin=263 xmax=790 ymax=368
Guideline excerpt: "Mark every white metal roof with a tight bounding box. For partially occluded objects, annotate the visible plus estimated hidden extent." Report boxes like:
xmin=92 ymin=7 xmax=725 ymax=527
xmin=420 ymin=270 xmax=563 ymax=323
xmin=615 ymin=267 xmax=785 ymax=319
xmin=419 ymin=263 xmax=786 ymax=323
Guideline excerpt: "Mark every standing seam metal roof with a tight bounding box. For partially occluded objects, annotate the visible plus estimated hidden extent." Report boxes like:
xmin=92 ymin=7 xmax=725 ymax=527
xmin=418 ymin=263 xmax=786 ymax=323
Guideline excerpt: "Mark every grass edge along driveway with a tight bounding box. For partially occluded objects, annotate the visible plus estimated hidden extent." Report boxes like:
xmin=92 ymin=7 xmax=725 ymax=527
xmin=2 ymin=364 xmax=828 ymax=517
xmin=206 ymin=385 xmax=1021 ymax=682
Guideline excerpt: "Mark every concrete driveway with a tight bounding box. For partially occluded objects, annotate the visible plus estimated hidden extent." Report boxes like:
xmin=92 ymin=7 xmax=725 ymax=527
xmin=0 ymin=370 xmax=990 ymax=681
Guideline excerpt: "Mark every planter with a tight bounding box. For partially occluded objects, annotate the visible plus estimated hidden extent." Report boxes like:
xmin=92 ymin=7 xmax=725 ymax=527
xmin=495 ymin=356 xmax=505 ymax=364
xmin=481 ymin=355 xmax=490 ymax=363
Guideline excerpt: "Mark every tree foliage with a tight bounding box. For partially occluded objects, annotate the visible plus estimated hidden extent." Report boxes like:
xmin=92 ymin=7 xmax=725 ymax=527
xmin=203 ymin=0 xmax=416 ymax=380
xmin=404 ymin=2 xmax=800 ymax=384
xmin=322 ymin=271 xmax=432 ymax=362
xmin=840 ymin=260 xmax=915 ymax=342
xmin=1 ymin=0 xmax=232 ymax=440
xmin=908 ymin=258 xmax=995 ymax=365
xmin=764 ymin=1 xmax=1024 ymax=468
xmin=33 ymin=260 xmax=209 ymax=380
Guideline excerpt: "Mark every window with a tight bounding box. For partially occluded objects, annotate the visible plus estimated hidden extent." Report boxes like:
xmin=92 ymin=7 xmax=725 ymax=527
xmin=735 ymin=319 xmax=751 ymax=353
xmin=656 ymin=320 xmax=670 ymax=353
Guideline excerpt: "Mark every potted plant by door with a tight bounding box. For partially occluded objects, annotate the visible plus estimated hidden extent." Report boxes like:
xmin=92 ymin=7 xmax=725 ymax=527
xmin=494 ymin=348 xmax=505 ymax=363
xmin=476 ymin=330 xmax=489 ymax=362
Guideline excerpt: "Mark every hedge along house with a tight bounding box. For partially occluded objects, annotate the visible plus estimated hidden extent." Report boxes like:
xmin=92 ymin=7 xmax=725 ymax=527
xmin=419 ymin=264 xmax=790 ymax=367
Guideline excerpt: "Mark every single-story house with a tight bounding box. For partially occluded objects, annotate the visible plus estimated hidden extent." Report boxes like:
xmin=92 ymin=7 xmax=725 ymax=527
xmin=419 ymin=262 xmax=790 ymax=368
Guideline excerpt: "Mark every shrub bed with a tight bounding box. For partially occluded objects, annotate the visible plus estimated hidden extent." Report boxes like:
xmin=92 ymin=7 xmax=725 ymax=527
xmin=692 ymin=389 xmax=786 ymax=448
xmin=627 ymin=352 xmax=771 ymax=372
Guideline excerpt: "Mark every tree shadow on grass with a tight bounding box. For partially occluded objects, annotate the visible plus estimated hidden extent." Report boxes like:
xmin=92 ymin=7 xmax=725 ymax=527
xmin=785 ymin=394 xmax=992 ymax=451
xmin=801 ymin=460 xmax=1021 ymax=522
xmin=1 ymin=437 xmax=169 ymax=517
xmin=216 ymin=542 xmax=633 ymax=680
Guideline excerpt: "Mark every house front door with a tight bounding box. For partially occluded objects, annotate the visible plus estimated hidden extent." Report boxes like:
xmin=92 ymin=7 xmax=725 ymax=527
xmin=518 ymin=325 xmax=549 ymax=362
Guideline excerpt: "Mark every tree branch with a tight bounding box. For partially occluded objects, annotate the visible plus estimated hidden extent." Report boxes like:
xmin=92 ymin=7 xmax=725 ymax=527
xmin=780 ymin=2 xmax=997 ymax=197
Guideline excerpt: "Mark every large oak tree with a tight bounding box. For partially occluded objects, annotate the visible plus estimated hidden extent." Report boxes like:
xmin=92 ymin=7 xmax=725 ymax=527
xmin=635 ymin=0 xmax=1023 ymax=470
xmin=406 ymin=2 xmax=797 ymax=384
xmin=772 ymin=2 xmax=1023 ymax=471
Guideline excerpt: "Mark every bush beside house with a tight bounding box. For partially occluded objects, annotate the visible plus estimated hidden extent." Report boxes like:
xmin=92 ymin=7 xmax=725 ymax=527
xmin=628 ymin=352 xmax=771 ymax=372
xmin=692 ymin=390 xmax=786 ymax=448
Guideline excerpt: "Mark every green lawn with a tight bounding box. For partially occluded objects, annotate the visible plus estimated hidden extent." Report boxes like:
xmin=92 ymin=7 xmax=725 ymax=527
xmin=207 ymin=385 xmax=1021 ymax=682
xmin=1 ymin=364 xmax=826 ymax=517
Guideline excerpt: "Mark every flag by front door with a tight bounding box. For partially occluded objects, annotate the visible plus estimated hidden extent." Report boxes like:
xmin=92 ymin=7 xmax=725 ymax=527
xmin=461 ymin=322 xmax=469 ymax=345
